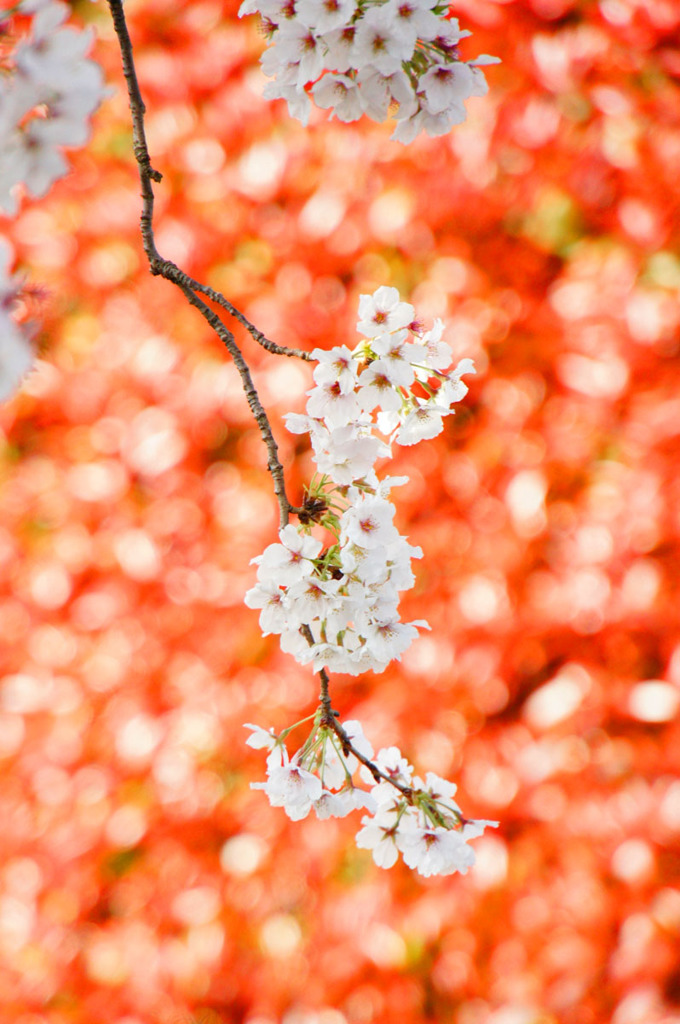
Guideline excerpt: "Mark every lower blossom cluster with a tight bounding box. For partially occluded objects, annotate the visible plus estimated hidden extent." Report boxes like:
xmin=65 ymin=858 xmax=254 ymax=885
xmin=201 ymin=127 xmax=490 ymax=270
xmin=245 ymin=286 xmax=475 ymax=675
xmin=0 ymin=0 xmax=107 ymax=215
xmin=246 ymin=719 xmax=497 ymax=876
xmin=239 ymin=0 xmax=499 ymax=142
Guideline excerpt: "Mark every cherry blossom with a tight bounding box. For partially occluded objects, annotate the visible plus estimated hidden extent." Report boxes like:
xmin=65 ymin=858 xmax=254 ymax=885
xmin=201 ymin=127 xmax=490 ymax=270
xmin=245 ymin=287 xmax=476 ymax=677
xmin=247 ymin=721 xmax=494 ymax=875
xmin=354 ymin=752 xmax=498 ymax=875
xmin=251 ymin=760 xmax=324 ymax=820
xmin=252 ymin=524 xmax=323 ymax=585
xmin=0 ymin=1 xmax=106 ymax=215
xmin=239 ymin=0 xmax=499 ymax=141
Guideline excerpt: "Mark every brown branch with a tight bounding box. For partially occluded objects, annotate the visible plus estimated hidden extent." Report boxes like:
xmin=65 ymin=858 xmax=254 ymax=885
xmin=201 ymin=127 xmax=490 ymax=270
xmin=189 ymin=278 xmax=311 ymax=362
xmin=106 ymin=0 xmax=305 ymax=527
xmin=325 ymin=704 xmax=414 ymax=800
xmin=171 ymin=279 xmax=293 ymax=526
xmin=107 ymin=0 xmax=410 ymax=801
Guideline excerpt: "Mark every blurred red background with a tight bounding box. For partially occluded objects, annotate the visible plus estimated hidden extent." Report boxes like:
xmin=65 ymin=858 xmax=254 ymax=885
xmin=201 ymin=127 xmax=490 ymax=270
xmin=1 ymin=0 xmax=680 ymax=1022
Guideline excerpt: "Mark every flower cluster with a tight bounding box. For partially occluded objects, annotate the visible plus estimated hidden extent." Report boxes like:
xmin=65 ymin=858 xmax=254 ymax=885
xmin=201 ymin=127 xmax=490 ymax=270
xmin=0 ymin=0 xmax=107 ymax=215
xmin=246 ymin=717 xmax=376 ymax=820
xmin=0 ymin=241 xmax=33 ymax=402
xmin=355 ymin=747 xmax=497 ymax=875
xmin=239 ymin=0 xmax=499 ymax=142
xmin=246 ymin=718 xmax=497 ymax=876
xmin=245 ymin=286 xmax=475 ymax=675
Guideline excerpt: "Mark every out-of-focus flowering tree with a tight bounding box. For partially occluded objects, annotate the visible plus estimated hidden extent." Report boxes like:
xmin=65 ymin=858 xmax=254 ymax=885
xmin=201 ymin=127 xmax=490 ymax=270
xmin=1 ymin=0 xmax=680 ymax=1022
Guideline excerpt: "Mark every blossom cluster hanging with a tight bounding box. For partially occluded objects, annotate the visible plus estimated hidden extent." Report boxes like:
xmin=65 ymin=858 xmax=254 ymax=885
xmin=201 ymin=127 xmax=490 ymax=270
xmin=246 ymin=717 xmax=497 ymax=876
xmin=0 ymin=0 xmax=107 ymax=216
xmin=0 ymin=0 xmax=502 ymax=881
xmin=238 ymin=0 xmax=499 ymax=142
xmin=245 ymin=286 xmax=476 ymax=676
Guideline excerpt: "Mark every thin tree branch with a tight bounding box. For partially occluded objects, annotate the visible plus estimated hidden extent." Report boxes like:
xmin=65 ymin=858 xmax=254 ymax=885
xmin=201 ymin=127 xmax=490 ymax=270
xmin=324 ymin=696 xmax=414 ymax=800
xmin=106 ymin=0 xmax=307 ymax=360
xmin=189 ymin=278 xmax=311 ymax=362
xmin=172 ymin=279 xmax=294 ymax=526
xmin=106 ymin=0 xmax=305 ymax=527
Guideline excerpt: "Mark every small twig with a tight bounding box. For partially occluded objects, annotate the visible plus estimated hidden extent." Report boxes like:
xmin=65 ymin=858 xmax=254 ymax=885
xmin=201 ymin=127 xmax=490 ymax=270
xmin=172 ymin=279 xmax=293 ymax=526
xmin=189 ymin=279 xmax=311 ymax=361
xmin=326 ymin=702 xmax=414 ymax=800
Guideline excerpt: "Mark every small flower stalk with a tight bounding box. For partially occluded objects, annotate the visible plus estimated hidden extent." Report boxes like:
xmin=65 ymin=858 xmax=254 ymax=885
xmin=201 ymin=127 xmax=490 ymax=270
xmin=247 ymin=719 xmax=497 ymax=876
xmin=238 ymin=0 xmax=500 ymax=142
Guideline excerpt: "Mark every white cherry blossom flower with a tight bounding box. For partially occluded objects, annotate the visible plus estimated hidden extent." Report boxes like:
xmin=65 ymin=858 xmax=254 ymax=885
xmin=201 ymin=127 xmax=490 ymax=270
xmin=351 ymin=9 xmax=414 ymax=76
xmin=284 ymin=411 xmax=327 ymax=436
xmin=314 ymin=789 xmax=353 ymax=818
xmin=284 ymin=575 xmax=344 ymax=626
xmin=355 ymin=816 xmax=401 ymax=868
xmin=392 ymin=103 xmax=466 ymax=145
xmin=463 ymin=818 xmax=500 ymax=841
xmin=314 ymin=426 xmax=387 ymax=485
xmin=357 ymin=286 xmax=415 ymax=338
xmin=263 ymin=79 xmax=312 ymax=124
xmin=243 ymin=579 xmax=289 ymax=635
xmin=312 ymin=73 xmax=364 ymax=121
xmin=253 ymin=523 xmax=322 ymax=585
xmin=398 ymin=825 xmax=477 ymax=876
xmin=341 ymin=544 xmax=391 ymax=585
xmin=376 ymin=408 xmax=401 ymax=436
xmin=384 ymin=536 xmax=423 ymax=589
xmin=296 ymin=0 xmax=356 ymax=32
xmin=15 ymin=4 xmax=92 ymax=89
xmin=420 ymin=318 xmax=452 ymax=370
xmin=355 ymin=65 xmax=416 ymax=122
xmin=357 ymin=360 xmax=406 ymax=412
xmin=252 ymin=760 xmax=323 ymax=820
xmin=249 ymin=288 xmax=475 ymax=680
xmin=363 ymin=616 xmax=428 ymax=664
xmin=238 ymin=0 xmax=297 ymax=20
xmin=307 ymin=378 xmax=362 ymax=427
xmin=384 ymin=0 xmax=441 ymax=43
xmin=319 ymin=24 xmax=357 ymax=74
xmin=395 ymin=402 xmax=451 ymax=445
xmin=438 ymin=357 xmax=476 ymax=404
xmin=244 ymin=723 xmax=286 ymax=768
xmin=419 ymin=59 xmax=475 ymax=116
xmin=311 ymin=344 xmax=360 ymax=391
xmin=340 ymin=494 xmax=400 ymax=550
xmin=371 ymin=328 xmax=426 ymax=379
xmin=362 ymin=745 xmax=414 ymax=787
xmin=270 ymin=20 xmax=327 ymax=85
xmin=0 ymin=1 xmax=106 ymax=215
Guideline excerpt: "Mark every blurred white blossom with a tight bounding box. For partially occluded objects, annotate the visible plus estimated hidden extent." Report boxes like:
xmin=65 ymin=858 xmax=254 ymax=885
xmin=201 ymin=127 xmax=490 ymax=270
xmin=0 ymin=1 xmax=107 ymax=215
